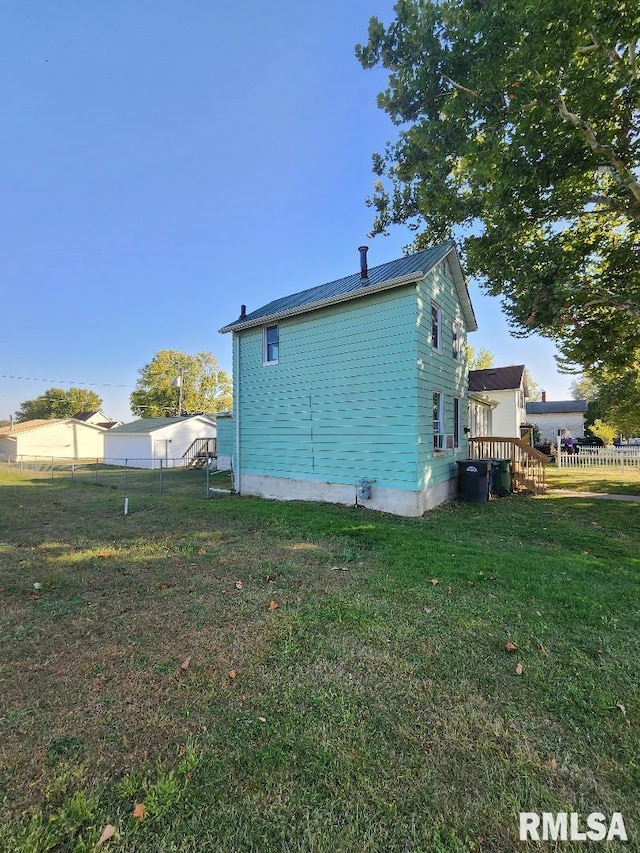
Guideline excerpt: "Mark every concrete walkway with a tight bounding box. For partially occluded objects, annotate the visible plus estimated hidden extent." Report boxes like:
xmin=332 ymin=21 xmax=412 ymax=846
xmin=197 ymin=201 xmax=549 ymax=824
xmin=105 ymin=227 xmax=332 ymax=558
xmin=547 ymin=489 xmax=640 ymax=503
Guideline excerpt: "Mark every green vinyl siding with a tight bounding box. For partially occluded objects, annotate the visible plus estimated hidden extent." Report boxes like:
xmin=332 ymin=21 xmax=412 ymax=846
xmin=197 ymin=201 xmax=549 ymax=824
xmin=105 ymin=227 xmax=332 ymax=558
xmin=233 ymin=261 xmax=470 ymax=497
xmin=235 ymin=287 xmax=420 ymax=490
xmin=215 ymin=416 xmax=234 ymax=460
xmin=416 ymin=262 xmax=469 ymax=490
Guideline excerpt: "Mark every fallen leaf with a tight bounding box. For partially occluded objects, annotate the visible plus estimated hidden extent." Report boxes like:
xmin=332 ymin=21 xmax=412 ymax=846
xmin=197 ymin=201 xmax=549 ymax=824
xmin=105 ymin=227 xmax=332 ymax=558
xmin=617 ymin=703 xmax=627 ymax=716
xmin=97 ymin=825 xmax=116 ymax=845
xmin=424 ymin=607 xmax=434 ymax=614
xmin=197 ymin=548 xmax=206 ymax=554
xmin=132 ymin=802 xmax=146 ymax=821
xmin=181 ymin=656 xmax=192 ymax=670
xmin=515 ymin=662 xmax=524 ymax=675
xmin=505 ymin=641 xmax=518 ymax=652
xmin=27 ymin=594 xmax=40 ymax=600
xmin=430 ymin=578 xmax=439 ymax=586
xmin=258 ymin=716 xmax=267 ymax=723
xmin=228 ymin=669 xmax=237 ymax=679
xmin=268 ymin=600 xmax=279 ymax=611
xmin=235 ymin=580 xmax=243 ymax=590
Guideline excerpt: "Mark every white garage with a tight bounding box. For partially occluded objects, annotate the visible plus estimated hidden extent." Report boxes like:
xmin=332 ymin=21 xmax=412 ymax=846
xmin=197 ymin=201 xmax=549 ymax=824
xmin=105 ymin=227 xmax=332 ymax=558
xmin=103 ymin=415 xmax=217 ymax=469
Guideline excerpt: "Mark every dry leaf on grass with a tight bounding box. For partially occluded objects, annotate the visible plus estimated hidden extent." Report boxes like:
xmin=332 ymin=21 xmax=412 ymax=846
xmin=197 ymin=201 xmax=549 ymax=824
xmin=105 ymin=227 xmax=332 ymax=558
xmin=430 ymin=578 xmax=439 ymax=586
xmin=97 ymin=824 xmax=116 ymax=845
xmin=235 ymin=580 xmax=243 ymax=590
xmin=505 ymin=641 xmax=518 ymax=652
xmin=197 ymin=548 xmax=206 ymax=555
xmin=181 ymin=656 xmax=192 ymax=670
xmin=515 ymin=662 xmax=524 ymax=675
xmin=228 ymin=669 xmax=237 ymax=680
xmin=268 ymin=600 xmax=279 ymax=611
xmin=132 ymin=802 xmax=146 ymax=820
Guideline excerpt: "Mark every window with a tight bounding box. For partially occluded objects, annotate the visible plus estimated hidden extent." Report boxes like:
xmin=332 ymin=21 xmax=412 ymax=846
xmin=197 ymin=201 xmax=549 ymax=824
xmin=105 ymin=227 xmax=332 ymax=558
xmin=263 ymin=324 xmax=279 ymax=364
xmin=454 ymin=397 xmax=462 ymax=448
xmin=452 ymin=320 xmax=461 ymax=360
xmin=431 ymin=303 xmax=442 ymax=351
xmin=433 ymin=391 xmax=443 ymax=449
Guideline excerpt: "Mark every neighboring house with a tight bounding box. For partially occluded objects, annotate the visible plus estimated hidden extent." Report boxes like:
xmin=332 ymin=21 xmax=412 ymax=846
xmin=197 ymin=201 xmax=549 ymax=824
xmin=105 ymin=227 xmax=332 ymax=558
xmin=214 ymin=412 xmax=234 ymax=471
xmin=103 ymin=415 xmax=217 ymax=469
xmin=468 ymin=366 xmax=528 ymax=438
xmin=468 ymin=392 xmax=497 ymax=438
xmin=526 ymin=398 xmax=588 ymax=443
xmin=73 ymin=410 xmax=122 ymax=429
xmin=0 ymin=418 xmax=107 ymax=462
xmin=218 ymin=242 xmax=477 ymax=517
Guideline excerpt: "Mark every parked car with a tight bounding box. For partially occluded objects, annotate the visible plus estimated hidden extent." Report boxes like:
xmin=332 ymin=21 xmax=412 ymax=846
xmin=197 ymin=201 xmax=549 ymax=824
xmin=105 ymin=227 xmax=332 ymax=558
xmin=575 ymin=437 xmax=605 ymax=448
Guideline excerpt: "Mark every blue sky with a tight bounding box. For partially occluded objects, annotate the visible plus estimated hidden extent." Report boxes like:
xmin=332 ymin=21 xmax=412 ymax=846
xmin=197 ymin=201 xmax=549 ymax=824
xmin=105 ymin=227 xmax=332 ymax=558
xmin=1 ymin=1 xmax=575 ymax=423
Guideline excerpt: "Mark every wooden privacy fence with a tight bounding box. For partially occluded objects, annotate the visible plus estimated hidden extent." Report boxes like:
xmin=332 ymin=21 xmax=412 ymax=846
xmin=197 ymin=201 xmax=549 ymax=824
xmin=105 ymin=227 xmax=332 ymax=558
xmin=468 ymin=436 xmax=547 ymax=494
xmin=557 ymin=447 xmax=640 ymax=469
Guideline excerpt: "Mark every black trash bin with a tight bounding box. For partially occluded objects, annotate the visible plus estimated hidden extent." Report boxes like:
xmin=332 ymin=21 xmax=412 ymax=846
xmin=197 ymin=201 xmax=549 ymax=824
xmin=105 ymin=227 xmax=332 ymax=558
xmin=490 ymin=459 xmax=512 ymax=497
xmin=457 ymin=459 xmax=490 ymax=502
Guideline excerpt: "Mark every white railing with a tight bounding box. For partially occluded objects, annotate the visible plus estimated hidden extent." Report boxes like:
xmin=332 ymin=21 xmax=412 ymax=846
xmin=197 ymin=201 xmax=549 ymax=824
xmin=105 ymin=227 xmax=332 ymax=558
xmin=557 ymin=447 xmax=640 ymax=468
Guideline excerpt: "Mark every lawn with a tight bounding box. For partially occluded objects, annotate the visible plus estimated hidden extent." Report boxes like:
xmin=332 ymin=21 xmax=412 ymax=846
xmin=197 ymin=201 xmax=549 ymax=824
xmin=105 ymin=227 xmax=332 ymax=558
xmin=0 ymin=470 xmax=638 ymax=852
xmin=545 ymin=464 xmax=640 ymax=496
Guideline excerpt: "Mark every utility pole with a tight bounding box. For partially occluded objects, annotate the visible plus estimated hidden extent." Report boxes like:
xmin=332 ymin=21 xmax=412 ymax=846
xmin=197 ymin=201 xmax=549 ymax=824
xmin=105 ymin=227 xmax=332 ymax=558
xmin=175 ymin=368 xmax=184 ymax=416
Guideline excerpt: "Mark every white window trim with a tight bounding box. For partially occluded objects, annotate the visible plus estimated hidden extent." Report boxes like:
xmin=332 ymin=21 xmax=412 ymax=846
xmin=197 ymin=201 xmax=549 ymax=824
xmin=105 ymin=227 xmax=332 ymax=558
xmin=454 ymin=397 xmax=462 ymax=448
xmin=263 ymin=324 xmax=279 ymax=365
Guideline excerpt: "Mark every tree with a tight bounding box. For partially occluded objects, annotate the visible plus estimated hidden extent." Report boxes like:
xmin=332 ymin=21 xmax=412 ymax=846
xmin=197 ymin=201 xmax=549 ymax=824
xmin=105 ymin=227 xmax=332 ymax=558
xmin=466 ymin=345 xmax=494 ymax=370
xmin=16 ymin=387 xmax=102 ymax=422
xmin=589 ymin=418 xmax=619 ymax=445
xmin=523 ymin=367 xmax=541 ymax=402
xmin=130 ymin=350 xmax=232 ymax=418
xmin=569 ymin=374 xmax=597 ymax=401
xmin=356 ymin=0 xmax=640 ymax=373
xmin=591 ymin=364 xmax=640 ymax=434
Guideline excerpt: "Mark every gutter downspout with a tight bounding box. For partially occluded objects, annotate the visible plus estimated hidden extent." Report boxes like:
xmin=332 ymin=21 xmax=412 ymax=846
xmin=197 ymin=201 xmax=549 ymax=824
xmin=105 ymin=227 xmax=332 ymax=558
xmin=234 ymin=332 xmax=241 ymax=494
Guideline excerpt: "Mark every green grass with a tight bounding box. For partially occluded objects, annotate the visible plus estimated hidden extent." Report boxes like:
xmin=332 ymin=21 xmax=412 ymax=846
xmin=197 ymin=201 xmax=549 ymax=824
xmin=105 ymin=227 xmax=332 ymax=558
xmin=0 ymin=470 xmax=638 ymax=851
xmin=545 ymin=463 xmax=640 ymax=496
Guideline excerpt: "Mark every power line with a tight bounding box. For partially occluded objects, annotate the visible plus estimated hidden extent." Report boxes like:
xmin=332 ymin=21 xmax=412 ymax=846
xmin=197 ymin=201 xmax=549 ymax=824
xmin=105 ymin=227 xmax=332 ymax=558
xmin=0 ymin=374 xmax=134 ymax=388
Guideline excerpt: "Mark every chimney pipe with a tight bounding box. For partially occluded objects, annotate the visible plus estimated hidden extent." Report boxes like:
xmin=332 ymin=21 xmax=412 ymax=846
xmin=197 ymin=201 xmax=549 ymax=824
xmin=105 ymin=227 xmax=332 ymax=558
xmin=240 ymin=304 xmax=247 ymax=320
xmin=358 ymin=246 xmax=369 ymax=280
xmin=541 ymin=390 xmax=546 ymax=402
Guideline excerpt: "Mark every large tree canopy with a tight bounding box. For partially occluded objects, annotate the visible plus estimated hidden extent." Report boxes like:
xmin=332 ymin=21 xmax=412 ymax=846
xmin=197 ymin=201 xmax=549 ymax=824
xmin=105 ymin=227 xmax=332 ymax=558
xmin=356 ymin=0 xmax=640 ymax=372
xmin=130 ymin=350 xmax=232 ymax=418
xmin=16 ymin=387 xmax=102 ymax=422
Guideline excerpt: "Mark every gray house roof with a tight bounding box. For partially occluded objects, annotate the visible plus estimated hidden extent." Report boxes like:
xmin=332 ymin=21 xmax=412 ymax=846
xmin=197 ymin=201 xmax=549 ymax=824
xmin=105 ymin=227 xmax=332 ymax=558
xmin=107 ymin=416 xmax=212 ymax=435
xmin=469 ymin=365 xmax=525 ymax=393
xmin=219 ymin=241 xmax=477 ymax=333
xmin=526 ymin=400 xmax=588 ymax=415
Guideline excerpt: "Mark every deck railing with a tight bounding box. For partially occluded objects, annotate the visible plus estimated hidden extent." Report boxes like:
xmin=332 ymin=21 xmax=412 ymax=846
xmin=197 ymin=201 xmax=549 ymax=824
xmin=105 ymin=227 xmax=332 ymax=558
xmin=468 ymin=436 xmax=547 ymax=494
xmin=182 ymin=437 xmax=217 ymax=469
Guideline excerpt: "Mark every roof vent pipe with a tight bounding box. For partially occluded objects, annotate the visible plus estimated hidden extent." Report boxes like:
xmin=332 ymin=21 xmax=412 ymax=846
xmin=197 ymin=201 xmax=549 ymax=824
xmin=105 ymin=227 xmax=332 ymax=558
xmin=541 ymin=390 xmax=546 ymax=402
xmin=358 ymin=245 xmax=369 ymax=280
xmin=240 ymin=304 xmax=247 ymax=320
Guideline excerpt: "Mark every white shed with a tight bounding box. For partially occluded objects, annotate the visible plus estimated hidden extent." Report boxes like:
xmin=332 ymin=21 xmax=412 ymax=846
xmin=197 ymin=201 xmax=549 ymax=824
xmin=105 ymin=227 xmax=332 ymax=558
xmin=103 ymin=415 xmax=217 ymax=469
xmin=0 ymin=419 xmax=107 ymax=462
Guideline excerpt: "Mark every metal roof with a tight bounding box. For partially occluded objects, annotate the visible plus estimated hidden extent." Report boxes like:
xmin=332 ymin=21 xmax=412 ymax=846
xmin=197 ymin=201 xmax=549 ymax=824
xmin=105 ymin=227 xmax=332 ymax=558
xmin=526 ymin=400 xmax=588 ymax=415
xmin=219 ymin=241 xmax=477 ymax=332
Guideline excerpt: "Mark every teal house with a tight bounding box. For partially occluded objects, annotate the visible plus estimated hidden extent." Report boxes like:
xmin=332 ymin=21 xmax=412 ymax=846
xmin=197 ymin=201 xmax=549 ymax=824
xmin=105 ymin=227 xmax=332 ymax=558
xmin=219 ymin=242 xmax=477 ymax=516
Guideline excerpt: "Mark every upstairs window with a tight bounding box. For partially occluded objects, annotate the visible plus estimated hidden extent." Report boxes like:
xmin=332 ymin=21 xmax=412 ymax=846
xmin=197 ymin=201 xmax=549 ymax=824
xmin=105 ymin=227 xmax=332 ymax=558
xmin=433 ymin=390 xmax=443 ymax=449
xmin=264 ymin=324 xmax=279 ymax=365
xmin=452 ymin=320 xmax=461 ymax=360
xmin=431 ymin=304 xmax=442 ymax=352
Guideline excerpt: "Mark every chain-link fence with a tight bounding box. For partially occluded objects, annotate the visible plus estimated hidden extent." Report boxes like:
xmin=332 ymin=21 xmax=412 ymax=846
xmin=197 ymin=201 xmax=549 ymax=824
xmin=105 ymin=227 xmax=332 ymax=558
xmin=0 ymin=456 xmax=233 ymax=498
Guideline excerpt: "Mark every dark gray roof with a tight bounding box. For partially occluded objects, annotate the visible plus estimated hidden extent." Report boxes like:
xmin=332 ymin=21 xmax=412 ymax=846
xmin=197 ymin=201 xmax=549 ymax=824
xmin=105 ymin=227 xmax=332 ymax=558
xmin=526 ymin=400 xmax=588 ymax=415
xmin=220 ymin=241 xmax=476 ymax=332
xmin=469 ymin=365 xmax=525 ymax=393
xmin=72 ymin=410 xmax=101 ymax=421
